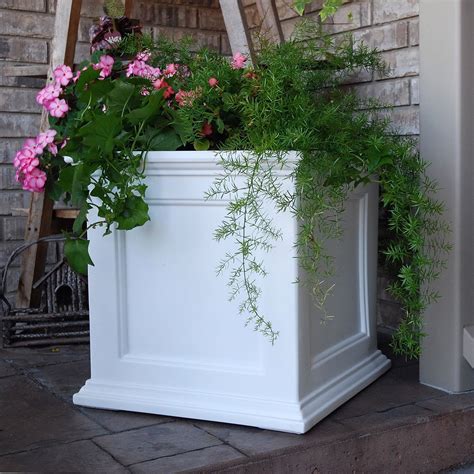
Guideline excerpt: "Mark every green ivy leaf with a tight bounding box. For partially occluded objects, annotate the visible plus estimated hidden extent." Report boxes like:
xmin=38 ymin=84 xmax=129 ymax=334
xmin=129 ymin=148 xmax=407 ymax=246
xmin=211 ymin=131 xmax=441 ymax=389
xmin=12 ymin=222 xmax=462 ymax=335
xmin=72 ymin=203 xmax=89 ymax=234
xmin=64 ymin=239 xmax=93 ymax=275
xmin=126 ymin=91 xmax=165 ymax=124
xmin=194 ymin=139 xmax=210 ymax=151
xmin=216 ymin=117 xmax=225 ymax=134
xmin=75 ymin=66 xmax=100 ymax=93
xmin=78 ymin=115 xmax=122 ymax=154
xmin=320 ymin=0 xmax=343 ymax=21
xmin=292 ymin=0 xmax=309 ymax=15
xmin=116 ymin=195 xmax=150 ymax=230
xmin=107 ymin=80 xmax=136 ymax=114
xmin=71 ymin=163 xmax=91 ymax=207
xmin=292 ymin=0 xmax=342 ymax=19
xmin=149 ymin=129 xmax=182 ymax=151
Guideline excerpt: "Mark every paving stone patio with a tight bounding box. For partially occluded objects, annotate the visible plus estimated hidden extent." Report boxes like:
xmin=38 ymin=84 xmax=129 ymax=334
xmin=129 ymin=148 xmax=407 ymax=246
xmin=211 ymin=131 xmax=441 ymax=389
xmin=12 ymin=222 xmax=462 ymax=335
xmin=0 ymin=334 xmax=474 ymax=473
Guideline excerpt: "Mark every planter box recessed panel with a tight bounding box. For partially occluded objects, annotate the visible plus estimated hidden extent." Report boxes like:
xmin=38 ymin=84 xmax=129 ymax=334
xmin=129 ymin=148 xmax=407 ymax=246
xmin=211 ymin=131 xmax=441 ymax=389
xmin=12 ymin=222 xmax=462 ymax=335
xmin=74 ymin=151 xmax=390 ymax=433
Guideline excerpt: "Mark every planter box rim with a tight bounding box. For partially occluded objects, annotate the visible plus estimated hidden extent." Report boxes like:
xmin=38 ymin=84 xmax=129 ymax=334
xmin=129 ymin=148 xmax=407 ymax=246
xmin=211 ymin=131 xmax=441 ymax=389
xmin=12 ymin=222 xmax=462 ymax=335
xmin=140 ymin=150 xmax=300 ymax=165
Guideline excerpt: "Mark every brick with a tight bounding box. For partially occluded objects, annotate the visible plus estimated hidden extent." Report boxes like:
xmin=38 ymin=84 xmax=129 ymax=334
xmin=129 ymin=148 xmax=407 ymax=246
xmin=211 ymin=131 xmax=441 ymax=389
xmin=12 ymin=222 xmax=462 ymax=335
xmin=354 ymin=21 xmax=409 ymax=52
xmin=373 ymin=0 xmax=419 ymax=23
xmin=276 ymin=0 xmax=300 ymax=21
xmin=0 ymin=165 xmax=20 ymax=190
xmin=0 ymin=112 xmax=40 ymax=137
xmin=244 ymin=3 xmax=261 ymax=30
xmin=409 ymin=19 xmax=419 ymax=46
xmin=0 ymin=190 xmax=28 ymax=215
xmin=73 ymin=41 xmax=91 ymax=65
xmin=0 ymin=240 xmax=25 ymax=265
xmin=0 ymin=10 xmax=54 ymax=38
xmin=379 ymin=47 xmax=419 ymax=79
xmin=0 ymin=0 xmax=46 ymax=11
xmin=380 ymin=105 xmax=420 ymax=135
xmin=341 ymin=68 xmax=373 ymax=86
xmin=0 ymin=36 xmax=48 ymax=63
xmin=0 ymin=71 xmax=46 ymax=89
xmin=0 ymin=87 xmax=40 ymax=113
xmin=77 ymin=17 xmax=93 ymax=43
xmin=221 ymin=33 xmax=231 ymax=55
xmin=2 ymin=215 xmax=26 ymax=240
xmin=153 ymin=26 xmax=220 ymax=51
xmin=323 ymin=2 xmax=369 ymax=35
xmin=198 ymin=7 xmax=226 ymax=30
xmin=163 ymin=5 xmax=198 ymax=29
xmin=0 ymin=138 xmax=24 ymax=163
xmin=354 ymin=79 xmax=410 ymax=107
xmin=410 ymin=77 xmax=419 ymax=105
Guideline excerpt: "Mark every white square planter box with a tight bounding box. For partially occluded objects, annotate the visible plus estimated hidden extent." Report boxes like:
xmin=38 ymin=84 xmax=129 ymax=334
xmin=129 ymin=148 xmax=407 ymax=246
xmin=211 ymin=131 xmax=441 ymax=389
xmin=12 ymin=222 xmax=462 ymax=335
xmin=73 ymin=151 xmax=390 ymax=434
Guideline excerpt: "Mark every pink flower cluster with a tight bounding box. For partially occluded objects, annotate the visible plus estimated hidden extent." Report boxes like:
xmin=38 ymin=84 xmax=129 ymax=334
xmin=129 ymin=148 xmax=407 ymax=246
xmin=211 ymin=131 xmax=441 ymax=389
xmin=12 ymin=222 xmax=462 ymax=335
xmin=126 ymin=51 xmax=161 ymax=81
xmin=231 ymin=52 xmax=247 ymax=70
xmin=13 ymin=130 xmax=59 ymax=192
xmin=93 ymin=54 xmax=115 ymax=79
xmin=126 ymin=52 xmax=184 ymax=98
xmin=36 ymin=64 xmax=72 ymax=118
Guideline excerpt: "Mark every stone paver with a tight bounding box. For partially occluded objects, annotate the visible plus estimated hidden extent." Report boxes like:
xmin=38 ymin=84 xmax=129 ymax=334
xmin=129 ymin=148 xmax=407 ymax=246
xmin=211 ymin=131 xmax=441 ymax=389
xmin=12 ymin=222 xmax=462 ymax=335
xmin=0 ymin=375 xmax=106 ymax=456
xmin=0 ymin=345 xmax=89 ymax=369
xmin=26 ymin=359 xmax=90 ymax=400
xmin=0 ymin=440 xmax=127 ymax=472
xmin=417 ymin=392 xmax=474 ymax=414
xmin=0 ymin=359 xmax=15 ymax=378
xmin=94 ymin=421 xmax=223 ymax=466
xmin=338 ymin=403 xmax=434 ymax=433
xmin=194 ymin=417 xmax=350 ymax=457
xmin=129 ymin=444 xmax=245 ymax=473
xmin=330 ymin=369 xmax=442 ymax=420
xmin=80 ymin=406 xmax=174 ymax=433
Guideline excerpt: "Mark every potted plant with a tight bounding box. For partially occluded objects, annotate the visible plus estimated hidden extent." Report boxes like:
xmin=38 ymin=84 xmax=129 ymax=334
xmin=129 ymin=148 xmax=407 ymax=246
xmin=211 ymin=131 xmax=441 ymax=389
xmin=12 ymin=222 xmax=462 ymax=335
xmin=12 ymin=21 xmax=449 ymax=432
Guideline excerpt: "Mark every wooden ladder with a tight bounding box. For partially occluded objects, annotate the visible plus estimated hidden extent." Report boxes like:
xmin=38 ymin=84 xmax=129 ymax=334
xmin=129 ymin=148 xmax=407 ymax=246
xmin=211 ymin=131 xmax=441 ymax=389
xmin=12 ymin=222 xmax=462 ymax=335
xmin=10 ymin=0 xmax=282 ymax=308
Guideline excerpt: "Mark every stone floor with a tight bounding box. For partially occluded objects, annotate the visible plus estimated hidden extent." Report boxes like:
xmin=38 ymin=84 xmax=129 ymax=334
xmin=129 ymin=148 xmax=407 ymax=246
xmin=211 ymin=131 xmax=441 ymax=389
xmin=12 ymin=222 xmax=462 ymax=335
xmin=0 ymin=334 xmax=474 ymax=473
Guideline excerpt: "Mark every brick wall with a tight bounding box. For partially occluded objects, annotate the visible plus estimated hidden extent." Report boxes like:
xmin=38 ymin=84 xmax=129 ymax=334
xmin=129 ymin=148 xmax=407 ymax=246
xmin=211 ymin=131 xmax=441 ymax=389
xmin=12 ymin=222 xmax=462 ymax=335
xmin=0 ymin=0 xmax=417 ymax=328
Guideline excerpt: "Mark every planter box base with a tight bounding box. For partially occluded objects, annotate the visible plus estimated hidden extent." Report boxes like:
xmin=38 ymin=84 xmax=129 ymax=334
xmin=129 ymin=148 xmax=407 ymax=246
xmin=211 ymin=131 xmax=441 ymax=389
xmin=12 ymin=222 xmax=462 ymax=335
xmin=75 ymin=352 xmax=389 ymax=434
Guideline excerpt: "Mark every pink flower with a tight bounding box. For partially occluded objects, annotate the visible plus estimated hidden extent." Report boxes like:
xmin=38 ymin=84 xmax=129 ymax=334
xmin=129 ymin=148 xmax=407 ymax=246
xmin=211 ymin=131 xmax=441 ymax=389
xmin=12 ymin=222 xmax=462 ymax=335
xmin=152 ymin=78 xmax=169 ymax=90
xmin=36 ymin=84 xmax=62 ymax=106
xmin=48 ymin=142 xmax=58 ymax=155
xmin=136 ymin=50 xmax=150 ymax=61
xmin=175 ymin=88 xmax=200 ymax=107
xmin=163 ymin=86 xmax=174 ymax=99
xmin=231 ymin=52 xmax=247 ymax=70
xmin=126 ymin=58 xmax=161 ymax=81
xmin=164 ymin=63 xmax=177 ymax=77
xmin=73 ymin=66 xmax=87 ymax=83
xmin=94 ymin=55 xmax=114 ymax=79
xmin=126 ymin=60 xmax=147 ymax=77
xmin=22 ymin=167 xmax=47 ymax=193
xmin=200 ymin=121 xmax=213 ymax=137
xmin=208 ymin=77 xmax=219 ymax=87
xmin=53 ymin=65 xmax=73 ymax=87
xmin=140 ymin=87 xmax=151 ymax=96
xmin=36 ymin=129 xmax=57 ymax=151
xmin=47 ymin=98 xmax=69 ymax=118
xmin=14 ymin=149 xmax=39 ymax=173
